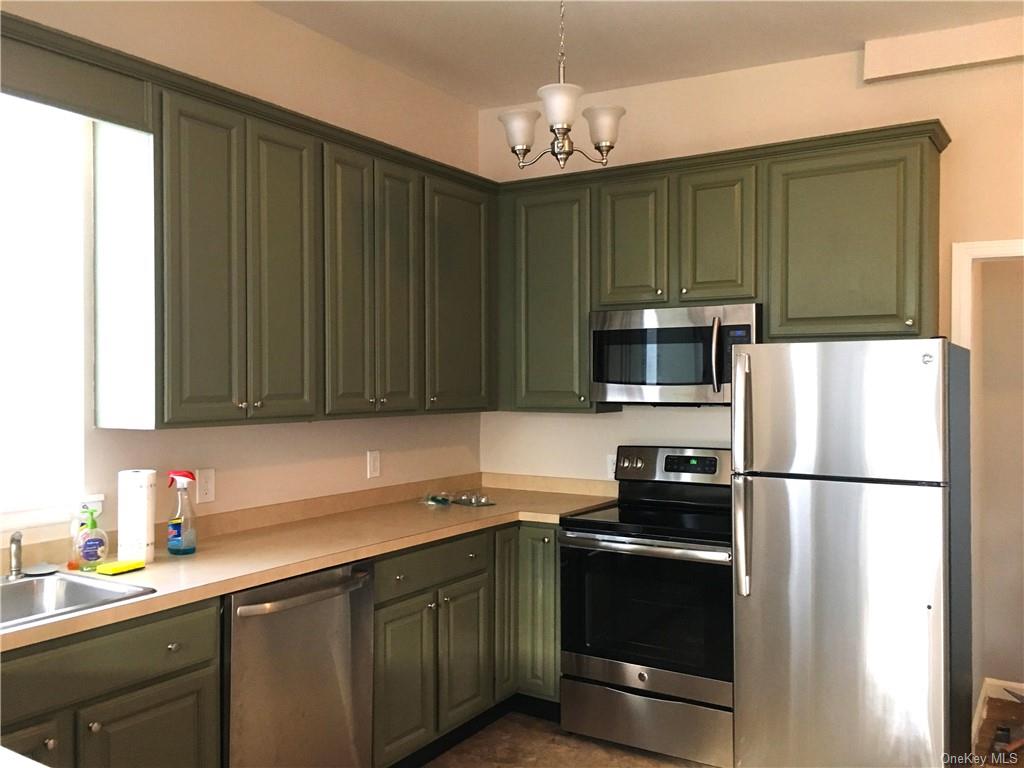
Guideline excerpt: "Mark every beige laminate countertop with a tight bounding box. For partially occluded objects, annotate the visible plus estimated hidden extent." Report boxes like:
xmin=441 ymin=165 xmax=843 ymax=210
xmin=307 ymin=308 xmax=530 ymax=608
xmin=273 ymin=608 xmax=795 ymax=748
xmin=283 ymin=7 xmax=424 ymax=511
xmin=0 ymin=487 xmax=612 ymax=652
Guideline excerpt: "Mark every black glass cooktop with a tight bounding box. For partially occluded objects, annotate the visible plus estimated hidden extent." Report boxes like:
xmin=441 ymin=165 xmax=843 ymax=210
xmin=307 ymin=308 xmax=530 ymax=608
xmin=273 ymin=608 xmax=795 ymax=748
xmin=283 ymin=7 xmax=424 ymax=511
xmin=562 ymin=503 xmax=731 ymax=544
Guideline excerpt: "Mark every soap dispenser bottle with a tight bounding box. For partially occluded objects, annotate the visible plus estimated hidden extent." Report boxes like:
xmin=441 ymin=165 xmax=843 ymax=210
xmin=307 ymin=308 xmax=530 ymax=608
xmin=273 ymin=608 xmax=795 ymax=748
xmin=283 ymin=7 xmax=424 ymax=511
xmin=76 ymin=507 xmax=108 ymax=571
xmin=167 ymin=470 xmax=197 ymax=556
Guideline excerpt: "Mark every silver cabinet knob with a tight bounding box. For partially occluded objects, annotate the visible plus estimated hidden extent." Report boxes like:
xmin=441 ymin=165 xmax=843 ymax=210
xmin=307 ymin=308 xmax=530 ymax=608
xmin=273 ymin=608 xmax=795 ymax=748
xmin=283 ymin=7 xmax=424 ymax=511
xmin=380 ymin=397 xmax=388 ymax=405
xmin=680 ymin=287 xmax=689 ymax=295
xmin=237 ymin=402 xmax=248 ymax=409
xmin=44 ymin=738 xmax=56 ymax=751
xmin=429 ymin=396 xmax=438 ymax=403
xmin=467 ymin=553 xmax=476 ymax=559
xmin=166 ymin=642 xmax=181 ymax=653
xmin=88 ymin=722 xmax=102 ymax=734
xmin=655 ymin=288 xmax=663 ymax=296
xmin=905 ymin=318 xmax=914 ymax=326
xmin=578 ymin=395 xmax=585 ymax=402
xmin=426 ymin=601 xmax=437 ymax=610
xmin=253 ymin=400 xmax=263 ymax=408
xmin=542 ymin=537 xmax=550 ymax=544
xmin=369 ymin=397 xmax=376 ymax=404
xmin=443 ymin=596 xmax=450 ymax=603
xmin=394 ymin=574 xmax=405 ymax=582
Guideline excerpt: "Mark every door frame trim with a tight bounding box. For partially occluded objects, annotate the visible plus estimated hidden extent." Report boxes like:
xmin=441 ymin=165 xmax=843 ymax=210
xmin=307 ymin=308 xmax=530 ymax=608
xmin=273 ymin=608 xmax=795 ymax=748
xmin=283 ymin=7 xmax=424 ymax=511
xmin=951 ymin=239 xmax=1024 ymax=349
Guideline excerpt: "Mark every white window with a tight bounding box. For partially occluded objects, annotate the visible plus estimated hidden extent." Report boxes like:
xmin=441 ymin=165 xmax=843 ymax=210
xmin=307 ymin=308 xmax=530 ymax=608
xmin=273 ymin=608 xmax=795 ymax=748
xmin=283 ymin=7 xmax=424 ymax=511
xmin=0 ymin=94 xmax=91 ymax=523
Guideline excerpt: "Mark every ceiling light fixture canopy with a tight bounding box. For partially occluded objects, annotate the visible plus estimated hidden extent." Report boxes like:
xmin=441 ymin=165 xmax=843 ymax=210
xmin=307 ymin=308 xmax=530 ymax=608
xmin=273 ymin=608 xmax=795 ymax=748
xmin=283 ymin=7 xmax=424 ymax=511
xmin=498 ymin=0 xmax=626 ymax=170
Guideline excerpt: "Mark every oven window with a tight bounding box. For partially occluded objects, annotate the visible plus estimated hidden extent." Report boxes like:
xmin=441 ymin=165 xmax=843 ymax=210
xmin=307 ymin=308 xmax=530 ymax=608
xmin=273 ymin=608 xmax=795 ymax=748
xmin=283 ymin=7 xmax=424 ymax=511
xmin=561 ymin=547 xmax=733 ymax=681
xmin=592 ymin=327 xmax=711 ymax=386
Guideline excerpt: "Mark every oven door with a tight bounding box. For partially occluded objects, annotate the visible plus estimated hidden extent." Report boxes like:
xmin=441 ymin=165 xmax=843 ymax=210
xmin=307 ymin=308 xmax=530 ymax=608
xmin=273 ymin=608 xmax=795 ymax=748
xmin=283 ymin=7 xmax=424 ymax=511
xmin=590 ymin=305 xmax=758 ymax=405
xmin=559 ymin=531 xmax=734 ymax=696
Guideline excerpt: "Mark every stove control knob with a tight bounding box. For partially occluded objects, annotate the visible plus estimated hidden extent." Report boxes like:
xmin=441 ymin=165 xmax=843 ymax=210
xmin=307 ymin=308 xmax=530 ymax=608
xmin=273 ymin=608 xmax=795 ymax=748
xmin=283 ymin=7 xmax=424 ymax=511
xmin=634 ymin=457 xmax=645 ymax=470
xmin=619 ymin=456 xmax=631 ymax=469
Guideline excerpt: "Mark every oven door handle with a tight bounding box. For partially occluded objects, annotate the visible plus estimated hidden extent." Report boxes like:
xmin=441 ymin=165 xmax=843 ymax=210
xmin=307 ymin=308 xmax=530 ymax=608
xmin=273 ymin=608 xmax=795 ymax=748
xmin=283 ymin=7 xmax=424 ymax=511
xmin=710 ymin=315 xmax=722 ymax=393
xmin=558 ymin=532 xmax=732 ymax=565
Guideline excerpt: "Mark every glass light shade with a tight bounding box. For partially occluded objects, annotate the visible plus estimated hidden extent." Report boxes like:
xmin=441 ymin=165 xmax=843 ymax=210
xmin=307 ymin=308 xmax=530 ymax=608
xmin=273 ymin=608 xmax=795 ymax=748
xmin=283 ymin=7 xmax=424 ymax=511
xmin=583 ymin=105 xmax=626 ymax=146
xmin=537 ymin=82 xmax=583 ymax=127
xmin=497 ymin=109 xmax=541 ymax=149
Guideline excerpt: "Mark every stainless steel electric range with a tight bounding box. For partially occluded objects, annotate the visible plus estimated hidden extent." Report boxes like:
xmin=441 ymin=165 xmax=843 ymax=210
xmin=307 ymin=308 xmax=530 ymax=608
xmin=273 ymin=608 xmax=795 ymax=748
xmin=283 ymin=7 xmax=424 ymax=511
xmin=559 ymin=445 xmax=734 ymax=768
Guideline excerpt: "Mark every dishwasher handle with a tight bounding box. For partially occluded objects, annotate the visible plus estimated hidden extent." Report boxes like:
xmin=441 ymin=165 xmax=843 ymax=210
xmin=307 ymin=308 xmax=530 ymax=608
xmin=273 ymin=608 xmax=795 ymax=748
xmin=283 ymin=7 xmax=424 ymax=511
xmin=235 ymin=570 xmax=371 ymax=618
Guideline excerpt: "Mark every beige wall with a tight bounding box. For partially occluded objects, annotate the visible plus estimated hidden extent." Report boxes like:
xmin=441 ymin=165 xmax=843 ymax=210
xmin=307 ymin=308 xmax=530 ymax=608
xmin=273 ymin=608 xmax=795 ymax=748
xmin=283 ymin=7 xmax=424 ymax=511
xmin=4 ymin=1 xmax=480 ymax=172
xmin=971 ymin=257 xmax=1024 ymax=691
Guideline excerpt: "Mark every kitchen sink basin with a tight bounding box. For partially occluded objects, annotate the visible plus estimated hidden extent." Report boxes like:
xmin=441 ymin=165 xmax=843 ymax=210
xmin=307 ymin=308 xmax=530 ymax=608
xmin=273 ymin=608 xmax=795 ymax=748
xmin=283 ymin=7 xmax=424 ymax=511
xmin=0 ymin=572 xmax=155 ymax=630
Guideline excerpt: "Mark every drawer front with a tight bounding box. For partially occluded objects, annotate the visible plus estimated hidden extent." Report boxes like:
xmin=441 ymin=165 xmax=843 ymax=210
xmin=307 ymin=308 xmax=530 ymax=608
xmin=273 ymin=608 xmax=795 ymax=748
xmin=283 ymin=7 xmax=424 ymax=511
xmin=375 ymin=532 xmax=492 ymax=605
xmin=1 ymin=602 xmax=219 ymax=724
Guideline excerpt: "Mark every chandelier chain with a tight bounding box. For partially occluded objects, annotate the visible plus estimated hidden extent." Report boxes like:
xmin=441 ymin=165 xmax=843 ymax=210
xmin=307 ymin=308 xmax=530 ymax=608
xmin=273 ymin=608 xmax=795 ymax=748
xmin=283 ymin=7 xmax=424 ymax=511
xmin=557 ymin=0 xmax=566 ymax=80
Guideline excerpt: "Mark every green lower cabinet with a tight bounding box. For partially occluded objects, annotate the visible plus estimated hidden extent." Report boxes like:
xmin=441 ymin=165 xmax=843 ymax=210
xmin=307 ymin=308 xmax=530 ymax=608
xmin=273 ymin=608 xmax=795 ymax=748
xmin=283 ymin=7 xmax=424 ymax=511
xmin=766 ymin=139 xmax=937 ymax=338
xmin=516 ymin=525 xmax=560 ymax=701
xmin=373 ymin=590 xmax=438 ymax=767
xmin=76 ymin=666 xmax=219 ymax=768
xmin=493 ymin=527 xmax=518 ymax=701
xmin=1 ymin=711 xmax=73 ymax=768
xmin=677 ymin=163 xmax=758 ymax=302
xmin=437 ymin=573 xmax=493 ymax=732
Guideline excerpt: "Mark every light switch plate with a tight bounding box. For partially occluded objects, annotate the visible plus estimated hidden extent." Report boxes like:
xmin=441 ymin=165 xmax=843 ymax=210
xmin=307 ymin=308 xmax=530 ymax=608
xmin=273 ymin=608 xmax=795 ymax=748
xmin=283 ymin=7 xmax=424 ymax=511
xmin=366 ymin=450 xmax=380 ymax=479
xmin=606 ymin=454 xmax=617 ymax=480
xmin=196 ymin=468 xmax=215 ymax=503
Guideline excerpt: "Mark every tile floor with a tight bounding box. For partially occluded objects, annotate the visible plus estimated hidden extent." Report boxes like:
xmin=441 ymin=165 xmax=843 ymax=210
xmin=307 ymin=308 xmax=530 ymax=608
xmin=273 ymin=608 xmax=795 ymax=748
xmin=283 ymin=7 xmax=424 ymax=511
xmin=426 ymin=712 xmax=697 ymax=767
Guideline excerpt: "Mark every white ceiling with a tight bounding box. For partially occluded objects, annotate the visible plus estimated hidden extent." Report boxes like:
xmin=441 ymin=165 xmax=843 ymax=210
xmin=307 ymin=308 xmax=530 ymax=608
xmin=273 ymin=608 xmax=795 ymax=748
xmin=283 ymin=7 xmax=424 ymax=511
xmin=262 ymin=1 xmax=1023 ymax=108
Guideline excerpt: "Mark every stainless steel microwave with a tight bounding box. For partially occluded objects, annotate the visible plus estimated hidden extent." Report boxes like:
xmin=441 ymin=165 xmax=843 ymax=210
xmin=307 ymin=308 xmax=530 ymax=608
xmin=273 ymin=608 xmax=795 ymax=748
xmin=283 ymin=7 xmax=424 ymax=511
xmin=590 ymin=303 xmax=761 ymax=405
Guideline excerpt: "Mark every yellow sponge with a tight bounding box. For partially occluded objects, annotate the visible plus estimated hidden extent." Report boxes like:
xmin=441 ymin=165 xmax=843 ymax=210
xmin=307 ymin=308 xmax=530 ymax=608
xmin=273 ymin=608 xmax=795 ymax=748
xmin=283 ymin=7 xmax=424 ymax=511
xmin=96 ymin=560 xmax=146 ymax=575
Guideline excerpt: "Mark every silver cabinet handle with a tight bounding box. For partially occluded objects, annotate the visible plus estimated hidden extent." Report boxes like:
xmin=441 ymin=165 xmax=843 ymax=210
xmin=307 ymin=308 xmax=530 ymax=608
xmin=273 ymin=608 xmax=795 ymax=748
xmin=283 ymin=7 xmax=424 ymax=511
xmin=379 ymin=397 xmax=388 ymax=405
xmin=680 ymin=287 xmax=689 ymax=295
xmin=733 ymin=476 xmax=752 ymax=597
xmin=166 ymin=642 xmax=181 ymax=653
xmin=236 ymin=571 xmax=370 ymax=617
xmin=578 ymin=395 xmax=585 ymax=402
xmin=443 ymin=596 xmax=450 ymax=603
xmin=710 ymin=316 xmax=722 ymax=393
xmin=253 ymin=400 xmax=263 ymax=408
xmin=369 ymin=397 xmax=376 ymax=404
xmin=88 ymin=722 xmax=102 ymax=734
xmin=430 ymin=396 xmax=438 ymax=403
xmin=905 ymin=318 xmax=914 ymax=326
xmin=467 ymin=553 xmax=476 ymax=559
xmin=655 ymin=288 xmax=663 ymax=295
xmin=427 ymin=601 xmax=437 ymax=610
xmin=237 ymin=402 xmax=248 ymax=409
xmin=44 ymin=738 xmax=56 ymax=751
xmin=542 ymin=537 xmax=550 ymax=544
xmin=732 ymin=351 xmax=751 ymax=472
xmin=394 ymin=574 xmax=405 ymax=582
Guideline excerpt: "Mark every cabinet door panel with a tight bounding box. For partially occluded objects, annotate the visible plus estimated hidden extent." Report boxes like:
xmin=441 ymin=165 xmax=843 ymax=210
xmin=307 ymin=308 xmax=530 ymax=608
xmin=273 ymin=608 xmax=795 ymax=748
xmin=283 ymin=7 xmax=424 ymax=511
xmin=425 ymin=178 xmax=489 ymax=411
xmin=596 ymin=176 xmax=668 ymax=306
xmin=517 ymin=525 xmax=559 ymax=701
xmin=438 ymin=572 xmax=493 ymax=732
xmin=374 ymin=160 xmax=424 ymax=413
xmin=1 ymin=712 xmax=73 ymax=768
xmin=678 ymin=163 xmax=757 ymax=301
xmin=373 ymin=591 xmax=437 ymax=767
xmin=767 ymin=142 xmax=924 ymax=337
xmin=76 ymin=666 xmax=219 ymax=768
xmin=324 ymin=143 xmax=375 ymax=415
xmin=514 ymin=187 xmax=591 ymax=409
xmin=494 ymin=526 xmax=519 ymax=701
xmin=246 ymin=118 xmax=320 ymax=418
xmin=162 ymin=91 xmax=246 ymax=423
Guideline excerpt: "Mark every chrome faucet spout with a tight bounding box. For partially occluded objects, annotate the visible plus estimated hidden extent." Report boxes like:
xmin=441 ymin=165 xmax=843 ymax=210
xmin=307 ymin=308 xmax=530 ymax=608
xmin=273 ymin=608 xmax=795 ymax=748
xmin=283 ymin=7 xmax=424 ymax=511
xmin=8 ymin=531 xmax=24 ymax=581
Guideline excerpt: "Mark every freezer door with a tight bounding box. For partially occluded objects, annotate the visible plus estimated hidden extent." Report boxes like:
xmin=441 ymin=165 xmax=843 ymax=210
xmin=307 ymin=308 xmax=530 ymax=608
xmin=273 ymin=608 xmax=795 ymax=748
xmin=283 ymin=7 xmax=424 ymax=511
xmin=731 ymin=339 xmax=949 ymax=482
xmin=733 ymin=476 xmax=947 ymax=767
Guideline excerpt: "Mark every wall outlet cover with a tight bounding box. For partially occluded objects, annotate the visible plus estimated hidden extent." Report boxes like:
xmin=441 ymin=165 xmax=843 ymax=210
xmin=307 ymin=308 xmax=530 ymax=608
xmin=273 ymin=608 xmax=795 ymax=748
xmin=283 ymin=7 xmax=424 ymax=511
xmin=196 ymin=468 xmax=215 ymax=503
xmin=606 ymin=454 xmax=617 ymax=480
xmin=367 ymin=450 xmax=381 ymax=479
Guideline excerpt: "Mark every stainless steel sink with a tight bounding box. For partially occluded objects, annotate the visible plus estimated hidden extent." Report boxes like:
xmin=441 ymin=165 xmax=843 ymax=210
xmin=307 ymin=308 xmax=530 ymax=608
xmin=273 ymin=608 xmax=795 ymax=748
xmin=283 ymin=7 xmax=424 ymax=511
xmin=0 ymin=572 xmax=155 ymax=630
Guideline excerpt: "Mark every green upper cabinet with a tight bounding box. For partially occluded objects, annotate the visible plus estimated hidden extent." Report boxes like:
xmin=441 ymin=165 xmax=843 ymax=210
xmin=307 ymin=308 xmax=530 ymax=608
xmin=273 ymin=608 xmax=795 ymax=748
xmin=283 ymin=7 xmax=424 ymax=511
xmin=437 ymin=572 xmax=494 ymax=732
xmin=424 ymin=177 xmax=490 ymax=411
xmin=324 ymin=143 xmax=375 ymax=415
xmin=676 ymin=163 xmax=758 ymax=302
xmin=514 ymin=187 xmax=591 ymax=409
xmin=162 ymin=91 xmax=247 ymax=424
xmin=76 ymin=667 xmax=219 ymax=768
xmin=766 ymin=139 xmax=938 ymax=338
xmin=245 ymin=118 xmax=321 ymax=419
xmin=517 ymin=524 xmax=559 ymax=702
xmin=375 ymin=160 xmax=424 ymax=414
xmin=595 ymin=175 xmax=669 ymax=307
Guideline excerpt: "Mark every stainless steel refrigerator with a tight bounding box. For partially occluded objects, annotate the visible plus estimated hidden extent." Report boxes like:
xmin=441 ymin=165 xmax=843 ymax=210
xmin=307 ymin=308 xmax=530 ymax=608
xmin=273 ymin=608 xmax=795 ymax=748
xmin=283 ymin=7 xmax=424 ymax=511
xmin=731 ymin=338 xmax=972 ymax=767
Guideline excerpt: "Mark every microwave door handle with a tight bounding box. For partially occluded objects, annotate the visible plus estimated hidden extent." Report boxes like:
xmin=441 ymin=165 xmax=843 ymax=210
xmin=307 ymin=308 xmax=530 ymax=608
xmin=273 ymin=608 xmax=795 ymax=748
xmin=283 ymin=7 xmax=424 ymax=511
xmin=710 ymin=316 xmax=722 ymax=393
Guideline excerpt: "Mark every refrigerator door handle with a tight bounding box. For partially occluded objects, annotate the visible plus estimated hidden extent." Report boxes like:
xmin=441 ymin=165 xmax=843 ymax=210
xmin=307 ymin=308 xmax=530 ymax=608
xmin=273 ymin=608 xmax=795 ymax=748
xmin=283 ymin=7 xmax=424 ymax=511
xmin=732 ymin=476 xmax=751 ymax=597
xmin=710 ymin=316 xmax=722 ymax=393
xmin=732 ymin=351 xmax=751 ymax=472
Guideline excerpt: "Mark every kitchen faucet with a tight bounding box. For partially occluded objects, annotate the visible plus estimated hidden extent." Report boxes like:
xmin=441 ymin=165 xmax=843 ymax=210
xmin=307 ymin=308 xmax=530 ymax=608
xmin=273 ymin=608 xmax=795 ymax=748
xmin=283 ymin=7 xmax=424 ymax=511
xmin=7 ymin=531 xmax=23 ymax=581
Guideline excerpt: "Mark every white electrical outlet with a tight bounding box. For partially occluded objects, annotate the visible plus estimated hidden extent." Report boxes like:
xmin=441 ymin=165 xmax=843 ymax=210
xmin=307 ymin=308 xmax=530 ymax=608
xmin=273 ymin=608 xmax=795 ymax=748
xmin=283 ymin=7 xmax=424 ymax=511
xmin=606 ymin=454 xmax=617 ymax=479
xmin=196 ymin=468 xmax=215 ymax=503
xmin=366 ymin=450 xmax=381 ymax=479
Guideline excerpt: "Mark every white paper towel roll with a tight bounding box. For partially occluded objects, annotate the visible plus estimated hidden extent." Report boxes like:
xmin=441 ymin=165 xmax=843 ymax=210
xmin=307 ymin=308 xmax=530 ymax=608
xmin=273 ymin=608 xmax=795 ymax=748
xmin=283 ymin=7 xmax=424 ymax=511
xmin=117 ymin=469 xmax=157 ymax=562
